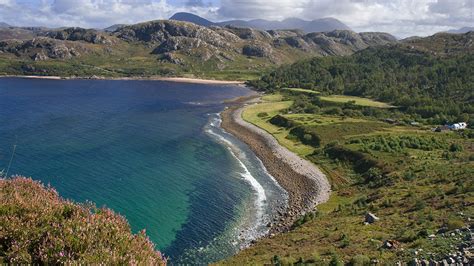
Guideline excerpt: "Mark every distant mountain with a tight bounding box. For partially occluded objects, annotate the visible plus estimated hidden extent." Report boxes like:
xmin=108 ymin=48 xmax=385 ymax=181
xmin=446 ymin=27 xmax=474 ymax=34
xmin=218 ymin=17 xmax=351 ymax=33
xmin=103 ymin=24 xmax=127 ymax=32
xmin=170 ymin=12 xmax=215 ymax=27
xmin=0 ymin=22 xmax=11 ymax=28
xmin=169 ymin=12 xmax=351 ymax=33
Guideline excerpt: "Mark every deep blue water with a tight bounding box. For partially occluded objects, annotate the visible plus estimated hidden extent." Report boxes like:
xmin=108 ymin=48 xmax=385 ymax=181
xmin=0 ymin=78 xmax=286 ymax=263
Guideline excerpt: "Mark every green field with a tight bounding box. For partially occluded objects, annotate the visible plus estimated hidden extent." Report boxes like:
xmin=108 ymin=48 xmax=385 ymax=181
xmin=319 ymin=95 xmax=395 ymax=108
xmin=283 ymin=88 xmax=320 ymax=94
xmin=224 ymin=93 xmax=474 ymax=265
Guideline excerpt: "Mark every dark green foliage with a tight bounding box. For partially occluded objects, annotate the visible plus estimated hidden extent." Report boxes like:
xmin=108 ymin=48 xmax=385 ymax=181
xmin=248 ymin=46 xmax=474 ymax=120
xmin=289 ymin=126 xmax=321 ymax=147
xmin=353 ymin=135 xmax=448 ymax=153
xmin=323 ymin=144 xmax=380 ymax=174
xmin=292 ymin=211 xmax=319 ymax=229
xmin=449 ymin=143 xmax=463 ymax=152
xmin=329 ymin=253 xmax=344 ymax=266
xmin=349 ymin=254 xmax=371 ymax=266
xmin=257 ymin=112 xmax=269 ymax=118
xmin=269 ymin=114 xmax=298 ymax=128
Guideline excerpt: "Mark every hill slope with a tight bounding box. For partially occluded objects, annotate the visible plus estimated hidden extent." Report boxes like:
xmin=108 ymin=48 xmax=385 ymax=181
xmin=0 ymin=20 xmax=396 ymax=79
xmin=249 ymin=44 xmax=473 ymax=122
xmin=0 ymin=177 xmax=166 ymax=264
xmin=170 ymin=12 xmax=215 ymax=27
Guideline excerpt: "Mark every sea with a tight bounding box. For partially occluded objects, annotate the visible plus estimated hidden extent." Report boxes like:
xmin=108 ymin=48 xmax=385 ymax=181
xmin=0 ymin=78 xmax=287 ymax=264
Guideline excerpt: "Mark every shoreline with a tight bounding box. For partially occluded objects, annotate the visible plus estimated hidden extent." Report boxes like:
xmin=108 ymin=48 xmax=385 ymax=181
xmin=220 ymin=96 xmax=331 ymax=236
xmin=0 ymin=75 xmax=245 ymax=85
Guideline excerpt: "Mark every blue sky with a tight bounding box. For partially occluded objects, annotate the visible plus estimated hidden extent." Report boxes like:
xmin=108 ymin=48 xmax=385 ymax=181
xmin=0 ymin=0 xmax=473 ymax=37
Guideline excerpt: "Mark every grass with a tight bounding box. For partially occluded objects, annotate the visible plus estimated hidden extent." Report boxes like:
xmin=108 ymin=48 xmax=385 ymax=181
xmin=242 ymin=97 xmax=315 ymax=156
xmin=319 ymin=95 xmax=395 ymax=108
xmin=283 ymin=88 xmax=320 ymax=94
xmin=224 ymin=93 xmax=474 ymax=265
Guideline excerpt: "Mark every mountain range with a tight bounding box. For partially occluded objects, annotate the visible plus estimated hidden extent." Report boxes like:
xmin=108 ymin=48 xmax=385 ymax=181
xmin=169 ymin=12 xmax=351 ymax=33
xmin=0 ymin=15 xmax=471 ymax=80
xmin=446 ymin=27 xmax=474 ymax=34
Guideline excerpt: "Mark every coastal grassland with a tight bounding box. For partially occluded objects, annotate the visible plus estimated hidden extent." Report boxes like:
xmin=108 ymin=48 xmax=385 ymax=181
xmin=241 ymin=94 xmax=314 ymax=156
xmin=224 ymin=92 xmax=473 ymax=265
xmin=0 ymin=177 xmax=165 ymax=264
xmin=319 ymin=95 xmax=395 ymax=108
xmin=284 ymin=88 xmax=320 ymax=94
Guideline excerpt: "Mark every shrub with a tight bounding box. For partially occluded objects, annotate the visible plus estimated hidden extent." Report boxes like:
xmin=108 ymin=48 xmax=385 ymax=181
xmin=446 ymin=218 xmax=465 ymax=230
xmin=449 ymin=143 xmax=463 ymax=152
xmin=349 ymin=255 xmax=371 ymax=266
xmin=324 ymin=144 xmax=381 ymax=174
xmin=329 ymin=254 xmax=344 ymax=266
xmin=0 ymin=177 xmax=166 ymax=264
xmin=257 ymin=112 xmax=269 ymax=118
xmin=269 ymin=114 xmax=298 ymax=128
xmin=289 ymin=126 xmax=321 ymax=147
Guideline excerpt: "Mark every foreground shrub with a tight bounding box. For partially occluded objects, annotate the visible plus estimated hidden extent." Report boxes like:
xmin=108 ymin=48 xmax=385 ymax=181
xmin=0 ymin=177 xmax=166 ymax=264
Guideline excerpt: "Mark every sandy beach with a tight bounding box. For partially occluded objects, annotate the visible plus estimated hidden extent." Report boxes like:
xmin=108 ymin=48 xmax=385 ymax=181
xmin=0 ymin=75 xmax=245 ymax=85
xmin=221 ymin=96 xmax=331 ymax=235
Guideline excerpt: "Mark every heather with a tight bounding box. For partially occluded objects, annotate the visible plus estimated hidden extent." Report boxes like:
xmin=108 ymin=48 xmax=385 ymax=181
xmin=0 ymin=176 xmax=166 ymax=264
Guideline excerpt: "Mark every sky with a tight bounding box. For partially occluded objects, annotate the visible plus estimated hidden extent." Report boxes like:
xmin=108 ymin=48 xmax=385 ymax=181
xmin=0 ymin=0 xmax=473 ymax=37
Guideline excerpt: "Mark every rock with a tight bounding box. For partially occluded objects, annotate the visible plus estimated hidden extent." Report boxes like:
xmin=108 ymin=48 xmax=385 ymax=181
xmin=365 ymin=212 xmax=380 ymax=224
xmin=32 ymin=52 xmax=48 ymax=61
xmin=242 ymin=43 xmax=272 ymax=57
xmin=382 ymin=239 xmax=400 ymax=249
xmin=160 ymin=52 xmax=183 ymax=64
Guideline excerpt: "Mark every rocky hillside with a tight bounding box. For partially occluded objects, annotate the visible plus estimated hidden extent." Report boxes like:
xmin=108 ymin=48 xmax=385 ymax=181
xmin=0 ymin=20 xmax=396 ymax=79
xmin=401 ymin=31 xmax=474 ymax=56
xmin=0 ymin=177 xmax=166 ymax=264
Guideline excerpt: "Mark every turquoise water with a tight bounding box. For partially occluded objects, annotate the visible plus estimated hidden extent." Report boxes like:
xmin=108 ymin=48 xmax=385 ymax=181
xmin=0 ymin=78 xmax=287 ymax=263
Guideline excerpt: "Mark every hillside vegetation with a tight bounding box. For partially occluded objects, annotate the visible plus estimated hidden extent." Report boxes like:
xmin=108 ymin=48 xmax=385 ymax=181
xmin=226 ymin=35 xmax=473 ymax=264
xmin=224 ymin=91 xmax=473 ymax=265
xmin=0 ymin=177 xmax=166 ymax=264
xmin=249 ymin=33 xmax=474 ymax=125
xmin=0 ymin=21 xmax=396 ymax=80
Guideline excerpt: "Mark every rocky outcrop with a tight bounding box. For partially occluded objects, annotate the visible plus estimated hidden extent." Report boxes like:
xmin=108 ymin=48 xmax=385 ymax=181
xmin=152 ymin=36 xmax=204 ymax=53
xmin=0 ymin=37 xmax=90 ymax=60
xmin=42 ymin=28 xmax=116 ymax=45
xmin=242 ymin=43 xmax=273 ymax=57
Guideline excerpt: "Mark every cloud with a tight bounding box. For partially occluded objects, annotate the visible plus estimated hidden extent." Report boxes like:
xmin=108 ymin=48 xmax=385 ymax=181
xmin=186 ymin=0 xmax=206 ymax=7
xmin=218 ymin=0 xmax=310 ymax=20
xmin=0 ymin=0 xmax=472 ymax=37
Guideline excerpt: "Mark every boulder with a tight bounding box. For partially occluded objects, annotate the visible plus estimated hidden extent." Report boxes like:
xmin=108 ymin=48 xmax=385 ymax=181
xmin=242 ymin=43 xmax=272 ymax=57
xmin=365 ymin=212 xmax=380 ymax=224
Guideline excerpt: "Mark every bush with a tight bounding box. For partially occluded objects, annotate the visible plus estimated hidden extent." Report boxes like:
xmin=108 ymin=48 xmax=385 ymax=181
xmin=269 ymin=114 xmax=298 ymax=128
xmin=0 ymin=177 xmax=165 ymax=264
xmin=329 ymin=254 xmax=344 ymax=266
xmin=349 ymin=255 xmax=371 ymax=266
xmin=446 ymin=218 xmax=465 ymax=230
xmin=449 ymin=143 xmax=464 ymax=152
xmin=257 ymin=112 xmax=269 ymax=118
xmin=289 ymin=126 xmax=321 ymax=147
xmin=324 ymin=144 xmax=381 ymax=174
